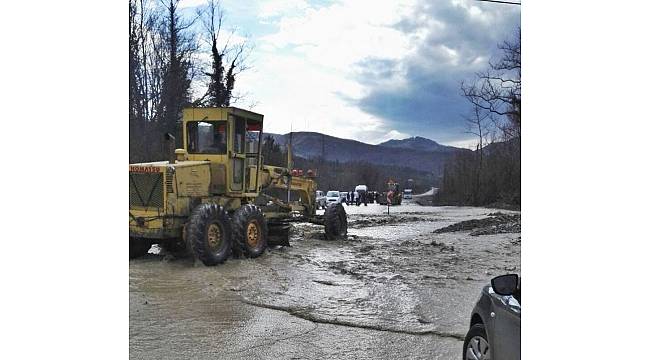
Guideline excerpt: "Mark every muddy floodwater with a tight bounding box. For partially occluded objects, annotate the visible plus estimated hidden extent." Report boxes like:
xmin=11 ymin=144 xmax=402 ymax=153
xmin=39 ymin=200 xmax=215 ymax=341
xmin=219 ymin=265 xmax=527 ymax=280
xmin=130 ymin=203 xmax=520 ymax=359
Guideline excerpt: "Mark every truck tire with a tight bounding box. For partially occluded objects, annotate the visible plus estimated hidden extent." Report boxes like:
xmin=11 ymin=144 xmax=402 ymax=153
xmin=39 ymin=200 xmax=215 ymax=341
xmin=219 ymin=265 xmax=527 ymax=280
xmin=129 ymin=237 xmax=151 ymax=259
xmin=187 ymin=203 xmax=232 ymax=266
xmin=324 ymin=203 xmax=347 ymax=240
xmin=232 ymin=204 xmax=268 ymax=258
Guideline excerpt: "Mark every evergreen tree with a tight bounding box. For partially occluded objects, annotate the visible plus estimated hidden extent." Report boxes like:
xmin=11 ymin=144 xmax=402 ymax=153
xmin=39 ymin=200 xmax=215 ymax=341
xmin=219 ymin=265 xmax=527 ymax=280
xmin=199 ymin=0 xmax=247 ymax=107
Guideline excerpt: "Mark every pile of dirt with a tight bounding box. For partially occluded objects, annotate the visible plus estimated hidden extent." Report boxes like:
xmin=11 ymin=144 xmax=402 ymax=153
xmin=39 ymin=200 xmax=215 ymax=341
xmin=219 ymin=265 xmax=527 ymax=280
xmin=413 ymin=196 xmax=435 ymax=206
xmin=433 ymin=212 xmax=520 ymax=236
xmin=348 ymin=215 xmax=428 ymax=228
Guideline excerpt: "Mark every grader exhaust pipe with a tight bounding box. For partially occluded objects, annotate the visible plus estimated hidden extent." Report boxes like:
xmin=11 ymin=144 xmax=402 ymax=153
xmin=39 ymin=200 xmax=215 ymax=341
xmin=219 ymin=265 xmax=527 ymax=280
xmin=164 ymin=133 xmax=176 ymax=164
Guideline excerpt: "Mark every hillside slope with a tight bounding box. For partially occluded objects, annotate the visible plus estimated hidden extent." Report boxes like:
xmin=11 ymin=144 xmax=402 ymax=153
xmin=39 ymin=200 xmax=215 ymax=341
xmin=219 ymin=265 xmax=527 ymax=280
xmin=266 ymin=132 xmax=468 ymax=173
xmin=379 ymin=136 xmax=458 ymax=153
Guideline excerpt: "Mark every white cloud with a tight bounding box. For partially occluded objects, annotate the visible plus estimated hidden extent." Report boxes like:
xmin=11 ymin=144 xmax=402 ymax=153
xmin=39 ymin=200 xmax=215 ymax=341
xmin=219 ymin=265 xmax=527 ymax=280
xmin=261 ymin=1 xmax=414 ymax=72
xmin=446 ymin=137 xmax=480 ymax=150
xmin=258 ymin=0 xmax=309 ymax=18
xmin=235 ymin=0 xmax=419 ymax=144
xmin=238 ymin=51 xmax=390 ymax=143
xmin=176 ymin=0 xmax=517 ymax=145
xmin=178 ymin=0 xmax=207 ymax=9
xmin=227 ymin=0 xmax=519 ymax=145
xmin=373 ymin=130 xmax=411 ymax=144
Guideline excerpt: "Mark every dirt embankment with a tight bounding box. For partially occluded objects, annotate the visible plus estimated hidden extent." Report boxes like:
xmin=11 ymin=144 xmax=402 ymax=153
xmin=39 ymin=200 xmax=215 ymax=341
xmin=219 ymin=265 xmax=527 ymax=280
xmin=433 ymin=212 xmax=520 ymax=236
xmin=348 ymin=215 xmax=431 ymax=228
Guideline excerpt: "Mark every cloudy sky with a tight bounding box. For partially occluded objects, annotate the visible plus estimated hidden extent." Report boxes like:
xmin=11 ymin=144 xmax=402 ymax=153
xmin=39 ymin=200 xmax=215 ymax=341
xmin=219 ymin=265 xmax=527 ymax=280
xmin=180 ymin=0 xmax=520 ymax=147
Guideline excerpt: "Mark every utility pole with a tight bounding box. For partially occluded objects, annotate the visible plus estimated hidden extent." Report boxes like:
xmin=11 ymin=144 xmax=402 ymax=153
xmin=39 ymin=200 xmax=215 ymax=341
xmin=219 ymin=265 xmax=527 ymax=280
xmin=287 ymin=125 xmax=293 ymax=203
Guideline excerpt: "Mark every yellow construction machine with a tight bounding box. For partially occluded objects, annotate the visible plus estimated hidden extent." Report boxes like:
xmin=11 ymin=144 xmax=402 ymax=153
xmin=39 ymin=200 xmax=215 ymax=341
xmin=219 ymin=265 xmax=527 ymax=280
xmin=129 ymin=107 xmax=347 ymax=265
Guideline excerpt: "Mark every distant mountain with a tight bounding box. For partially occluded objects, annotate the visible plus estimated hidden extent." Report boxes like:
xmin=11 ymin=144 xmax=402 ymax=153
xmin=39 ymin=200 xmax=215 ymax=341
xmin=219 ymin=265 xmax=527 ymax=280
xmin=378 ymin=136 xmax=458 ymax=153
xmin=264 ymin=132 xmax=468 ymax=174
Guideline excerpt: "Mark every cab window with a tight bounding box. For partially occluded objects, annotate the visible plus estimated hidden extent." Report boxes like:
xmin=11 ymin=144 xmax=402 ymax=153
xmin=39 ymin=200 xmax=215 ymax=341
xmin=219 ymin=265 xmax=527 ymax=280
xmin=187 ymin=121 xmax=227 ymax=154
xmin=245 ymin=121 xmax=261 ymax=155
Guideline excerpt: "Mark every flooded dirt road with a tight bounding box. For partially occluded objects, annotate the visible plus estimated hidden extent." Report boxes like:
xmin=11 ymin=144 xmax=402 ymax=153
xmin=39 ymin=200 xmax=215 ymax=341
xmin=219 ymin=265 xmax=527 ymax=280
xmin=130 ymin=203 xmax=520 ymax=359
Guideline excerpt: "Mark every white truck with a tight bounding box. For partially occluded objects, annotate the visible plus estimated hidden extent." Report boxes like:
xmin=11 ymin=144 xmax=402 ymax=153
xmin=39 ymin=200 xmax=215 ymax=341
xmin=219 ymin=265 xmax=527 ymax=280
xmin=354 ymin=184 xmax=368 ymax=206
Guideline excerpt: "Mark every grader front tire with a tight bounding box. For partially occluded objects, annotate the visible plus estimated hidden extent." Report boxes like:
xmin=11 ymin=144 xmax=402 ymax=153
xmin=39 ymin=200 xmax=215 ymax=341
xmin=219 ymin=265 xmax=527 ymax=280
xmin=187 ymin=203 xmax=233 ymax=266
xmin=324 ymin=203 xmax=348 ymax=240
xmin=232 ymin=204 xmax=268 ymax=258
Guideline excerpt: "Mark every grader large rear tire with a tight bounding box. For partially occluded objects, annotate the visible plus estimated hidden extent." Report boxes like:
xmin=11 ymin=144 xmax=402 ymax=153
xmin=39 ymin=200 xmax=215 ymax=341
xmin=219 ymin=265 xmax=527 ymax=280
xmin=232 ymin=204 xmax=268 ymax=258
xmin=186 ymin=203 xmax=232 ymax=266
xmin=324 ymin=203 xmax=347 ymax=240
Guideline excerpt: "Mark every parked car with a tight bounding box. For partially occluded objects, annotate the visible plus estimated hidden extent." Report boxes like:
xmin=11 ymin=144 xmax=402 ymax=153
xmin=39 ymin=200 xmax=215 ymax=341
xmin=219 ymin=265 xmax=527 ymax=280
xmin=326 ymin=190 xmax=342 ymax=205
xmin=463 ymin=274 xmax=521 ymax=360
xmin=315 ymin=190 xmax=327 ymax=209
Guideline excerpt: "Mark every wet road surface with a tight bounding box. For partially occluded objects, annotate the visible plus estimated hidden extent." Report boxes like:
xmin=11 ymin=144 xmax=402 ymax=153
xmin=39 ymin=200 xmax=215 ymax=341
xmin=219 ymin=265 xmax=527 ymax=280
xmin=130 ymin=203 xmax=520 ymax=359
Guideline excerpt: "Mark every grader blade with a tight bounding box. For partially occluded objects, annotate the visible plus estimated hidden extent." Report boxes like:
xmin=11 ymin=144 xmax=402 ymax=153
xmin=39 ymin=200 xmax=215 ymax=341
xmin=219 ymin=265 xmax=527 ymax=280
xmin=267 ymin=222 xmax=291 ymax=247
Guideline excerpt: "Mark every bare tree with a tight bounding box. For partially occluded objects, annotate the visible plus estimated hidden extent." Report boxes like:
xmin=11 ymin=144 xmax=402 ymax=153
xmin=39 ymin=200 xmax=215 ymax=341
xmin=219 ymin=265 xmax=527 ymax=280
xmin=465 ymin=104 xmax=491 ymax=162
xmin=129 ymin=0 xmax=253 ymax=162
xmin=437 ymin=28 xmax=521 ymax=207
xmin=462 ymin=27 xmax=520 ymax=140
xmin=464 ymin=104 xmax=492 ymax=204
xmin=129 ymin=0 xmax=144 ymax=161
xmin=129 ymin=0 xmax=198 ymax=162
xmin=130 ymin=0 xmax=158 ymax=162
xmin=196 ymin=0 xmax=251 ymax=107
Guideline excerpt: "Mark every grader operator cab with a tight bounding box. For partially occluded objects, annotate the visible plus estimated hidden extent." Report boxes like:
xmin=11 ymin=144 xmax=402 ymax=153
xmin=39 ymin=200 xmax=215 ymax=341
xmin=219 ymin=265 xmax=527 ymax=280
xmin=129 ymin=107 xmax=348 ymax=266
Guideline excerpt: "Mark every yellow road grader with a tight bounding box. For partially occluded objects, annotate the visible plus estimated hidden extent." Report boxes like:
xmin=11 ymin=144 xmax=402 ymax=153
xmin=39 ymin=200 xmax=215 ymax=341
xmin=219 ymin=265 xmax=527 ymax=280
xmin=129 ymin=107 xmax=348 ymax=266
